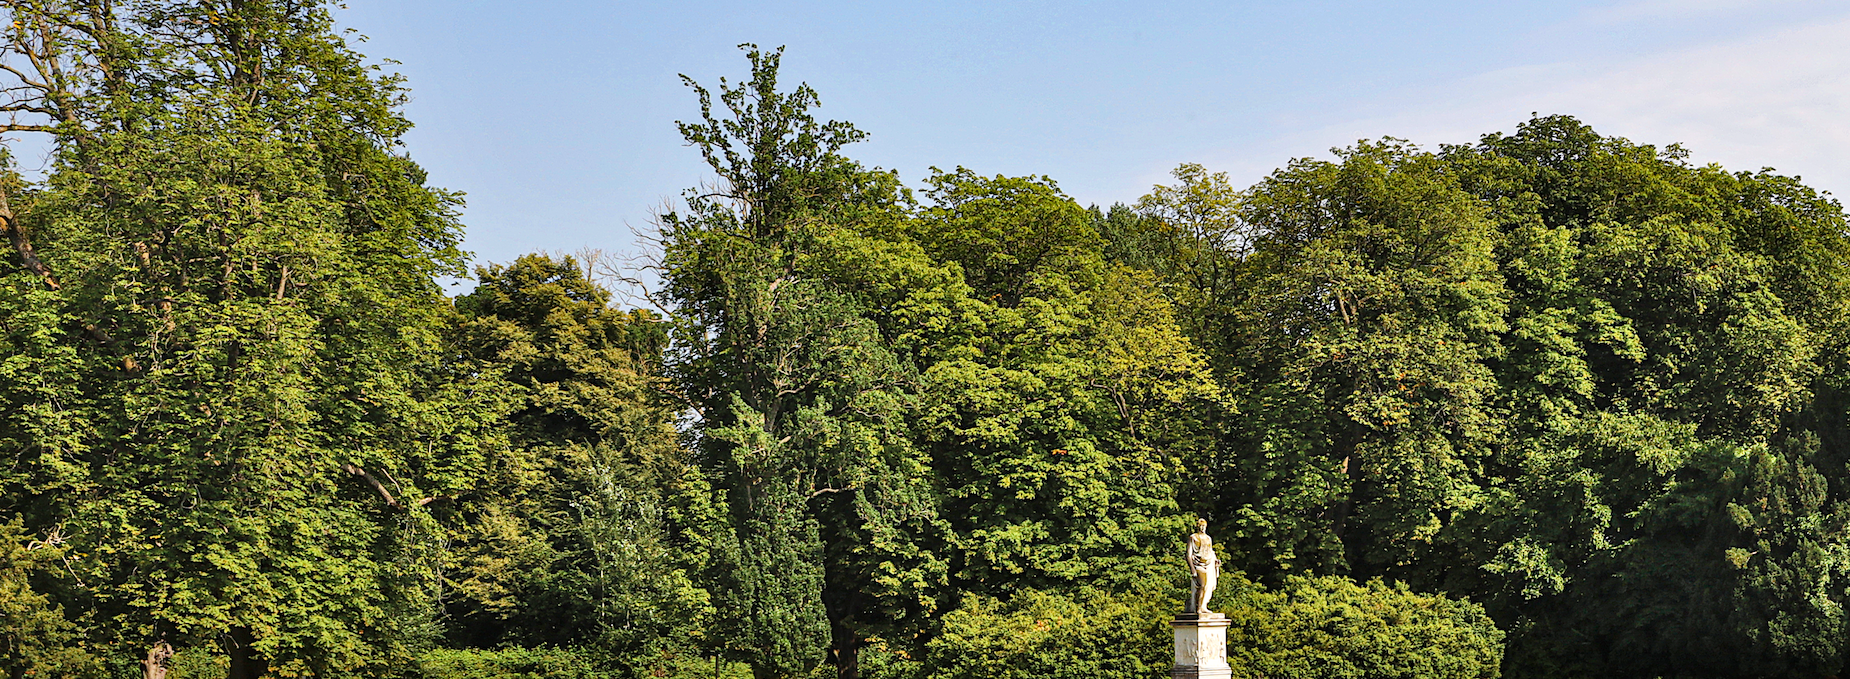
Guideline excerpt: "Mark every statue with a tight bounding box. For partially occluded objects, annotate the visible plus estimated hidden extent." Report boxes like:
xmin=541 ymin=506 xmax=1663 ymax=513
xmin=1186 ymin=518 xmax=1221 ymax=617
xmin=1173 ymin=518 xmax=1231 ymax=677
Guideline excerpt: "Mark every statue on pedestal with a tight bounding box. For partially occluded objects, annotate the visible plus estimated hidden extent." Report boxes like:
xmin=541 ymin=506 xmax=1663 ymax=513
xmin=1171 ymin=518 xmax=1231 ymax=678
xmin=1186 ymin=518 xmax=1221 ymax=617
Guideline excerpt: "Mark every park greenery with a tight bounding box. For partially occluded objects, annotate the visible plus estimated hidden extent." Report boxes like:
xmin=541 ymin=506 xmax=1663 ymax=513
xmin=3 ymin=2 xmax=1849 ymax=679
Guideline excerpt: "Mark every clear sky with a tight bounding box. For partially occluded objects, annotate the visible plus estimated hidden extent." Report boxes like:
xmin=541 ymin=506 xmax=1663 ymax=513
xmin=332 ymin=0 xmax=1850 ymax=277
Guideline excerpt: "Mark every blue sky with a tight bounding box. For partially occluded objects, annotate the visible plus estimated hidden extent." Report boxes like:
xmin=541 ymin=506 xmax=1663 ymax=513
xmin=333 ymin=0 xmax=1850 ymax=281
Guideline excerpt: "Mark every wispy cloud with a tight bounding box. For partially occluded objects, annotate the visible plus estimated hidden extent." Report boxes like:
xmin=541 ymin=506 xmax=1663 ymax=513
xmin=1579 ymin=0 xmax=1819 ymax=24
xmin=1207 ymin=11 xmax=1850 ymax=196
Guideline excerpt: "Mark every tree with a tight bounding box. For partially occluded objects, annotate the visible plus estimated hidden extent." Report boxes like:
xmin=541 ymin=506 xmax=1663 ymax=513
xmin=1198 ymin=140 xmax=1507 ymax=579
xmin=448 ymin=254 xmax=714 ymax=675
xmin=0 ymin=2 xmax=498 ymax=676
xmin=0 ymin=518 xmax=101 ymax=679
xmin=1125 ymin=163 xmax=1248 ymax=323
xmin=906 ymin=169 xmax=1219 ymax=596
xmin=660 ymin=45 xmax=949 ymax=679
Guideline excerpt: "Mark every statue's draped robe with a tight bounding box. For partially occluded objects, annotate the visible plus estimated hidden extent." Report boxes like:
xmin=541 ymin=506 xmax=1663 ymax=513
xmin=1186 ymin=533 xmax=1218 ymax=613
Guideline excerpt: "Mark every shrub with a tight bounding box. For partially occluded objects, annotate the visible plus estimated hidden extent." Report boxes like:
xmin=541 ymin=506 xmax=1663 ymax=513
xmin=911 ymin=586 xmax=1172 ymax=679
xmin=416 ymin=648 xmax=613 ymax=679
xmin=878 ymin=574 xmax=1504 ymax=679
xmin=415 ymin=647 xmax=752 ymax=679
xmin=1224 ymin=574 xmax=1505 ymax=679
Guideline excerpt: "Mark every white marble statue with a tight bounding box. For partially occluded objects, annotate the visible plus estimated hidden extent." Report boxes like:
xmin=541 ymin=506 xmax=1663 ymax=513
xmin=1186 ymin=518 xmax=1221 ymax=617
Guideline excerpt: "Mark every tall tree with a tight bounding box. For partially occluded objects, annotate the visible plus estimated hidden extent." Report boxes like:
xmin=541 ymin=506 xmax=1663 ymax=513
xmin=906 ymin=168 xmax=1219 ymax=596
xmin=1203 ymin=140 xmax=1508 ymax=578
xmin=0 ymin=2 xmax=498 ymax=676
xmin=660 ymin=45 xmax=948 ymax=679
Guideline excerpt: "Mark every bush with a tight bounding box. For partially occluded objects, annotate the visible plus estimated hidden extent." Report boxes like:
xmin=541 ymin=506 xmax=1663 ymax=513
xmin=1224 ymin=574 xmax=1505 ymax=679
xmin=872 ymin=574 xmax=1504 ymax=679
xmin=416 ymin=648 xmax=613 ymax=679
xmin=412 ymin=575 xmax=1504 ymax=679
xmin=908 ymin=586 xmax=1173 ymax=679
xmin=414 ymin=647 xmax=747 ymax=679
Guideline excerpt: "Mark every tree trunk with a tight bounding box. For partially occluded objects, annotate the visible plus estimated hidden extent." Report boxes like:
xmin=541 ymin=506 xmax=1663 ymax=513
xmin=832 ymin=623 xmax=861 ymax=679
xmin=142 ymin=641 xmax=174 ymax=679
xmin=1328 ymin=417 xmax=1365 ymax=541
xmin=223 ymin=627 xmax=267 ymax=679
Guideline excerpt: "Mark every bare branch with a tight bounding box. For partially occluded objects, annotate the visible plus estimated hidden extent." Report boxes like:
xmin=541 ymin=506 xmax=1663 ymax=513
xmin=341 ymin=463 xmax=402 ymax=508
xmin=0 ymin=190 xmax=60 ymax=290
xmin=0 ymin=60 xmax=51 ymax=90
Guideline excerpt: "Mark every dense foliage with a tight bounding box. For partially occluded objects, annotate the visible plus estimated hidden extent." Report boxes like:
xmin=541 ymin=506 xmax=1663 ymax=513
xmin=849 ymin=576 xmax=1502 ymax=679
xmin=5 ymin=3 xmax=1850 ymax=679
xmin=1222 ymin=574 xmax=1504 ymax=679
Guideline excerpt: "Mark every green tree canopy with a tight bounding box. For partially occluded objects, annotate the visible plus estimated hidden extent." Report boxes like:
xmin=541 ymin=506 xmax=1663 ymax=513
xmin=0 ymin=2 xmax=495 ymax=676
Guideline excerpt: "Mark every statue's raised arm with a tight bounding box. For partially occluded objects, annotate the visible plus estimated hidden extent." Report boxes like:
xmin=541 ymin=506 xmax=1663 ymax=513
xmin=1185 ymin=518 xmax=1222 ymax=617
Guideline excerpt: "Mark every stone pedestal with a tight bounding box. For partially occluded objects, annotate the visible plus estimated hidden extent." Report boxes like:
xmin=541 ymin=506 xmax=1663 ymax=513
xmin=1171 ymin=615 xmax=1231 ymax=679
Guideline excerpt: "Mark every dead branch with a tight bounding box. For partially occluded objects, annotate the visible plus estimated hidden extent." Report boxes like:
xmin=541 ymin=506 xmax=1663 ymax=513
xmin=809 ymin=486 xmax=853 ymax=499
